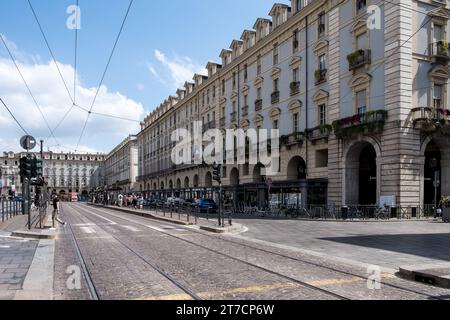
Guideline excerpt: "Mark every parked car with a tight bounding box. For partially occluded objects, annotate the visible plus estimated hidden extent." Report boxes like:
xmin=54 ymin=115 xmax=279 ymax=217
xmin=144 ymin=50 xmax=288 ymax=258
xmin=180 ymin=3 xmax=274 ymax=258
xmin=194 ymin=198 xmax=218 ymax=213
xmin=166 ymin=197 xmax=185 ymax=206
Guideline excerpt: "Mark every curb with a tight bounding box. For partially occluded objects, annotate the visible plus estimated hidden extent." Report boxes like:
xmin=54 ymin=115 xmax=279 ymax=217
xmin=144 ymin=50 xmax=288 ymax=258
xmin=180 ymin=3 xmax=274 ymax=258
xmin=10 ymin=230 xmax=56 ymax=240
xmin=199 ymin=224 xmax=244 ymax=234
xmin=398 ymin=264 xmax=450 ymax=289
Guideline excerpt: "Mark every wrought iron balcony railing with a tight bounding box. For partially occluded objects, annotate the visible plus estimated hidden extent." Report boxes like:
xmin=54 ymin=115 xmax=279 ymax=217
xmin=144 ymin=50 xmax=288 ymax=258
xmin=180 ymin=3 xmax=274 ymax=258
xmin=315 ymin=69 xmax=327 ymax=84
xmin=347 ymin=49 xmax=371 ymax=71
xmin=332 ymin=110 xmax=388 ymax=139
xmin=255 ymin=99 xmax=263 ymax=111
xmin=271 ymin=91 xmax=280 ymax=104
xmin=290 ymin=81 xmax=300 ymax=96
xmin=412 ymin=107 xmax=450 ymax=133
xmin=430 ymin=41 xmax=450 ymax=62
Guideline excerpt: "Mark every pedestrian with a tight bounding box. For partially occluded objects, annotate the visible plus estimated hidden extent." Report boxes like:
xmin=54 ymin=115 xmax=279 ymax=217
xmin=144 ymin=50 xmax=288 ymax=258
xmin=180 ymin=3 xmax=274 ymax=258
xmin=138 ymin=194 xmax=144 ymax=210
xmin=118 ymin=194 xmax=123 ymax=207
xmin=132 ymin=195 xmax=138 ymax=209
xmin=52 ymin=193 xmax=66 ymax=228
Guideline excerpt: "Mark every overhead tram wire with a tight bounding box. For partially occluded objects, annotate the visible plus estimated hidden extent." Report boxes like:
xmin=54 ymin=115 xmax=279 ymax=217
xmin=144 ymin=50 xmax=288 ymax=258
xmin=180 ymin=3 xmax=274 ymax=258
xmin=0 ymin=33 xmax=60 ymax=147
xmin=0 ymin=98 xmax=30 ymax=136
xmin=75 ymin=0 xmax=134 ymax=152
xmin=27 ymin=0 xmax=74 ymax=105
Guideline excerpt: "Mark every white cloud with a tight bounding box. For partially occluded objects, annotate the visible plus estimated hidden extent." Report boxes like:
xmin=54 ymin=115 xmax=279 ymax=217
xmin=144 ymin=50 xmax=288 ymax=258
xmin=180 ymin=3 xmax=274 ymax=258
xmin=0 ymin=41 xmax=145 ymax=154
xmin=149 ymin=49 xmax=206 ymax=89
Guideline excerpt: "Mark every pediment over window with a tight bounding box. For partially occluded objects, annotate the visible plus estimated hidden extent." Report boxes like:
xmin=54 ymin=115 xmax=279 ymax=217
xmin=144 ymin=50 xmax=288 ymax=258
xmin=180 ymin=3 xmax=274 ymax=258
xmin=220 ymin=97 xmax=227 ymax=105
xmin=289 ymin=56 xmax=302 ymax=69
xmin=254 ymin=114 xmax=264 ymax=125
xmin=288 ymin=99 xmax=302 ymax=112
xmin=254 ymin=76 xmax=264 ymax=87
xmin=271 ymin=67 xmax=282 ymax=79
xmin=313 ymin=89 xmax=329 ymax=102
xmin=350 ymin=19 xmax=368 ymax=35
xmin=230 ymin=91 xmax=238 ymax=100
xmin=241 ymin=119 xmax=250 ymax=128
xmin=349 ymin=72 xmax=372 ymax=88
xmin=429 ymin=65 xmax=450 ymax=79
xmin=242 ymin=84 xmax=250 ymax=94
xmin=428 ymin=7 xmax=450 ymax=20
xmin=270 ymin=107 xmax=282 ymax=118
xmin=313 ymin=39 xmax=329 ymax=54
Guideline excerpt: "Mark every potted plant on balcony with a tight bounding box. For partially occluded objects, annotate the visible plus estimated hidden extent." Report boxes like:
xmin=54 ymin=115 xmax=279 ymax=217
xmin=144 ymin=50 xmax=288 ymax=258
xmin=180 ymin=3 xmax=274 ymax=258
xmin=438 ymin=40 xmax=450 ymax=56
xmin=440 ymin=196 xmax=450 ymax=222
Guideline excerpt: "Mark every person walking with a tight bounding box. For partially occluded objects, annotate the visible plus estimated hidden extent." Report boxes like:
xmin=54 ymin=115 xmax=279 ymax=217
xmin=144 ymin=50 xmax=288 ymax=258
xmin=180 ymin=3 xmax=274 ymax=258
xmin=52 ymin=193 xmax=66 ymax=228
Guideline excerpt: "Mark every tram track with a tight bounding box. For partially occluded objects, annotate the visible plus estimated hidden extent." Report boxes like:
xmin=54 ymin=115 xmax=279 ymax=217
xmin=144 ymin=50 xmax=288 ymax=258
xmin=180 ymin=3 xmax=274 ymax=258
xmin=84 ymin=204 xmax=449 ymax=300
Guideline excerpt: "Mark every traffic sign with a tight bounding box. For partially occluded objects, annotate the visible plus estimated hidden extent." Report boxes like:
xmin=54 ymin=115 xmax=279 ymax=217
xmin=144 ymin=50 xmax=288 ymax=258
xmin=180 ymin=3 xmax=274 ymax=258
xmin=20 ymin=135 xmax=37 ymax=150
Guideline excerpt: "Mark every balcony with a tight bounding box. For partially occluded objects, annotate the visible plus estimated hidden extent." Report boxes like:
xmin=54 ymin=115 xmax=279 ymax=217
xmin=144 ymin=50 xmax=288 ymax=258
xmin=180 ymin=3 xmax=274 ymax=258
xmin=305 ymin=125 xmax=333 ymax=144
xmin=271 ymin=91 xmax=280 ymax=104
xmin=347 ymin=49 xmax=371 ymax=71
xmin=290 ymin=81 xmax=300 ymax=96
xmin=230 ymin=112 xmax=237 ymax=123
xmin=332 ymin=110 xmax=388 ymax=139
xmin=203 ymin=121 xmax=216 ymax=132
xmin=242 ymin=105 xmax=249 ymax=117
xmin=255 ymin=99 xmax=263 ymax=111
xmin=315 ymin=69 xmax=327 ymax=85
xmin=412 ymin=107 xmax=450 ymax=133
xmin=430 ymin=41 xmax=450 ymax=63
xmin=219 ymin=117 xmax=226 ymax=127
xmin=280 ymin=132 xmax=305 ymax=148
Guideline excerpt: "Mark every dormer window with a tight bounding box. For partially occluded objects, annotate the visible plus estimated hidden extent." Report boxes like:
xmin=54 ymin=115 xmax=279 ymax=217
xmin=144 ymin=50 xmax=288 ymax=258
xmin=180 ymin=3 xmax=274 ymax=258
xmin=276 ymin=13 xmax=282 ymax=27
xmin=259 ymin=26 xmax=264 ymax=40
xmin=356 ymin=0 xmax=366 ymax=13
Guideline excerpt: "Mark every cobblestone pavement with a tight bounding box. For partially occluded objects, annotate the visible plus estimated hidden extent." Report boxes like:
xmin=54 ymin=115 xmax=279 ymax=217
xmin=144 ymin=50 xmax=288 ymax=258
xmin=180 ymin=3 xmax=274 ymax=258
xmin=231 ymin=218 xmax=450 ymax=271
xmin=54 ymin=203 xmax=450 ymax=300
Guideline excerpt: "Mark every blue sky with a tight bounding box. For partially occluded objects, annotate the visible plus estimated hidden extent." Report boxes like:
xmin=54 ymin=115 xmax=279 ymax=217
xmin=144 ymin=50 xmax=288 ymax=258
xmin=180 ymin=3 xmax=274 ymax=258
xmin=0 ymin=0 xmax=285 ymax=153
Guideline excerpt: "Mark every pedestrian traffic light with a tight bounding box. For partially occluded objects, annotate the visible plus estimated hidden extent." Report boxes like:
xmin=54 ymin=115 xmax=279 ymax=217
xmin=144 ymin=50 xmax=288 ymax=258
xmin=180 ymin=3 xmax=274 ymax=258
xmin=19 ymin=156 xmax=32 ymax=180
xmin=212 ymin=163 xmax=222 ymax=183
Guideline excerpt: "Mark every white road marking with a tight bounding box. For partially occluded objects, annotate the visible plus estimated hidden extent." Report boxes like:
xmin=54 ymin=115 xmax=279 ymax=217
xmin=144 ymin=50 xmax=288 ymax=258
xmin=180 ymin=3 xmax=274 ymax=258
xmin=122 ymin=225 xmax=141 ymax=232
xmin=0 ymin=245 xmax=10 ymax=249
xmin=73 ymin=223 xmax=96 ymax=227
xmin=80 ymin=227 xmax=96 ymax=234
xmin=84 ymin=210 xmax=117 ymax=225
xmin=146 ymin=226 xmax=165 ymax=232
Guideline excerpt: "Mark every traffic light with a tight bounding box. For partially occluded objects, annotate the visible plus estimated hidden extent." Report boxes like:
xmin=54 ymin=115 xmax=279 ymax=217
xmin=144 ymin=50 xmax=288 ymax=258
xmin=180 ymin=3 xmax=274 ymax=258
xmin=30 ymin=157 xmax=43 ymax=179
xmin=212 ymin=163 xmax=222 ymax=183
xmin=19 ymin=156 xmax=32 ymax=180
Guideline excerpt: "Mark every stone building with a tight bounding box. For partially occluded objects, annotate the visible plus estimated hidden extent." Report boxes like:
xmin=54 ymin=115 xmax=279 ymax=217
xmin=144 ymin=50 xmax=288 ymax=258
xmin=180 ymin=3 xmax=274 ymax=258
xmin=104 ymin=135 xmax=138 ymax=194
xmin=133 ymin=0 xmax=450 ymax=211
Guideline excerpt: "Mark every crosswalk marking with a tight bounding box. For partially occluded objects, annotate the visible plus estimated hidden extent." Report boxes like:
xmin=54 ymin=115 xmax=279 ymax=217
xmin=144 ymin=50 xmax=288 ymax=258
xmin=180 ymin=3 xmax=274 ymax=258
xmin=80 ymin=227 xmax=96 ymax=234
xmin=122 ymin=225 xmax=141 ymax=232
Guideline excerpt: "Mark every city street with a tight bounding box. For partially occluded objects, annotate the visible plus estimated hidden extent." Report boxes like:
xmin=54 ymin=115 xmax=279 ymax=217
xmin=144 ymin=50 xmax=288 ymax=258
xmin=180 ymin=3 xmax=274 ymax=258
xmin=51 ymin=203 xmax=450 ymax=300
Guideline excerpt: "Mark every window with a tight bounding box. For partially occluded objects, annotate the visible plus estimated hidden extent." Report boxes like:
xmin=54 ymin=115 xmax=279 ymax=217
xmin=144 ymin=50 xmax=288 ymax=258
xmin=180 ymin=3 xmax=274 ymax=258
xmin=244 ymin=64 xmax=248 ymax=82
xmin=273 ymin=119 xmax=279 ymax=129
xmin=319 ymin=54 xmax=326 ymax=71
xmin=293 ymin=68 xmax=299 ymax=82
xmin=293 ymin=30 xmax=299 ymax=52
xmin=356 ymin=33 xmax=367 ymax=50
xmin=277 ymin=14 xmax=282 ymax=26
xmin=232 ymin=72 xmax=236 ymax=89
xmin=316 ymin=150 xmax=328 ymax=168
xmin=257 ymin=55 xmax=262 ymax=75
xmin=273 ymin=79 xmax=279 ymax=92
xmin=296 ymin=0 xmax=302 ymax=12
xmin=244 ymin=94 xmax=248 ymax=106
xmin=356 ymin=0 xmax=366 ymax=12
xmin=222 ymin=79 xmax=226 ymax=95
xmin=356 ymin=90 xmax=367 ymax=114
xmin=259 ymin=26 xmax=264 ymax=40
xmin=257 ymin=87 xmax=262 ymax=100
xmin=293 ymin=113 xmax=299 ymax=133
xmin=207 ymin=90 xmax=210 ymax=104
xmin=213 ymin=86 xmax=216 ymax=99
xmin=319 ymin=104 xmax=326 ymax=125
xmin=434 ymin=24 xmax=443 ymax=43
xmin=273 ymin=43 xmax=279 ymax=65
xmin=318 ymin=12 xmax=326 ymax=36
xmin=434 ymin=84 xmax=443 ymax=109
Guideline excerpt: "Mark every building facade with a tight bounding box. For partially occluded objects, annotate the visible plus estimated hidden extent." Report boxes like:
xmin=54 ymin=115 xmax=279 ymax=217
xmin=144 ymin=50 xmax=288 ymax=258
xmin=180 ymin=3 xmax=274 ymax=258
xmin=104 ymin=135 xmax=138 ymax=194
xmin=0 ymin=151 xmax=105 ymax=198
xmin=133 ymin=0 xmax=450 ymax=210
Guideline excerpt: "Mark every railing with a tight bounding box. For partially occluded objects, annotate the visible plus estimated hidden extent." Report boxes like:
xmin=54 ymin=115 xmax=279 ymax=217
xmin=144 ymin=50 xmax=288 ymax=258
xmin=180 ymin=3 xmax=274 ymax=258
xmin=306 ymin=125 xmax=333 ymax=142
xmin=1 ymin=199 xmax=23 ymax=223
xmin=203 ymin=121 xmax=216 ymax=131
xmin=347 ymin=49 xmax=371 ymax=70
xmin=255 ymin=99 xmax=263 ymax=111
xmin=315 ymin=69 xmax=327 ymax=84
xmin=332 ymin=110 xmax=388 ymax=139
xmin=281 ymin=132 xmax=305 ymax=147
xmin=290 ymin=81 xmax=300 ymax=96
xmin=430 ymin=41 xmax=450 ymax=61
xmin=271 ymin=91 xmax=280 ymax=104
xmin=219 ymin=117 xmax=226 ymax=127
xmin=412 ymin=107 xmax=450 ymax=133
xmin=230 ymin=112 xmax=237 ymax=122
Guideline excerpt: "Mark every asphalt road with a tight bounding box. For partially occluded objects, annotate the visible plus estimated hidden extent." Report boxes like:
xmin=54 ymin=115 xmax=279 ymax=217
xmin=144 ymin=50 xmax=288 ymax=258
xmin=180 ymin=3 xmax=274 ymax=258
xmin=52 ymin=203 xmax=450 ymax=300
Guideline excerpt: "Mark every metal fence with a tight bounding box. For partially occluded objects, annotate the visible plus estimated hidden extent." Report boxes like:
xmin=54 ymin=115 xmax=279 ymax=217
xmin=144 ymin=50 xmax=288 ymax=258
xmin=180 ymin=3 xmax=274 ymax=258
xmin=1 ymin=200 xmax=23 ymax=223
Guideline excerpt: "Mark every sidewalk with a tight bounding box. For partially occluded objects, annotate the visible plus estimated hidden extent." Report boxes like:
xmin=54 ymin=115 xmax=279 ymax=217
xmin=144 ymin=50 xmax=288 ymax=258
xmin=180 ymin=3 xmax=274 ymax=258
xmin=0 ymin=210 xmax=55 ymax=300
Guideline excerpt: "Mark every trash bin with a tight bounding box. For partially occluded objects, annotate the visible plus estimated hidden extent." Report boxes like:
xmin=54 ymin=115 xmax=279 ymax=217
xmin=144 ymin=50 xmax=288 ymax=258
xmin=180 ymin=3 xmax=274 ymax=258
xmin=341 ymin=206 xmax=348 ymax=220
xmin=390 ymin=207 xmax=397 ymax=219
